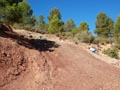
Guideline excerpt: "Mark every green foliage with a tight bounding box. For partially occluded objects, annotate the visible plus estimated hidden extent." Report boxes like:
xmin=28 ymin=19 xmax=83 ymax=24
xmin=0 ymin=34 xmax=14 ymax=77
xmin=64 ymin=19 xmax=76 ymax=32
xmin=72 ymin=37 xmax=79 ymax=44
xmin=107 ymin=18 xmax=114 ymax=36
xmin=113 ymin=15 xmax=120 ymax=41
xmin=38 ymin=15 xmax=46 ymax=30
xmin=36 ymin=15 xmax=47 ymax=33
xmin=0 ymin=0 xmax=14 ymax=23
xmin=75 ymin=31 xmax=93 ymax=43
xmin=0 ymin=0 xmax=22 ymax=24
xmin=95 ymin=13 xmax=114 ymax=37
xmin=93 ymin=36 xmax=113 ymax=45
xmin=71 ymin=28 xmax=78 ymax=36
xmin=5 ymin=0 xmax=23 ymax=5
xmin=48 ymin=8 xmax=61 ymax=22
xmin=59 ymin=32 xmax=67 ymax=39
xmin=64 ymin=32 xmax=73 ymax=39
xmin=48 ymin=15 xmax=63 ymax=34
xmin=78 ymin=21 xmax=89 ymax=32
xmin=113 ymin=44 xmax=120 ymax=50
xmin=13 ymin=15 xmax=36 ymax=30
xmin=47 ymin=8 xmax=63 ymax=34
xmin=0 ymin=0 xmax=36 ymax=29
xmin=103 ymin=48 xmax=119 ymax=59
xmin=13 ymin=23 xmax=21 ymax=29
xmin=17 ymin=1 xmax=36 ymax=28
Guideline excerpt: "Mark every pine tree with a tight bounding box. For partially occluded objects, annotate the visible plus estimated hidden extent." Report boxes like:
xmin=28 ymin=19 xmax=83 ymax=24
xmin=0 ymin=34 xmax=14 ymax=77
xmin=48 ymin=15 xmax=63 ymax=34
xmin=78 ymin=21 xmax=89 ymax=32
xmin=38 ymin=15 xmax=46 ymax=30
xmin=64 ymin=19 xmax=76 ymax=32
xmin=0 ymin=0 xmax=36 ymax=28
xmin=48 ymin=8 xmax=61 ymax=22
xmin=95 ymin=13 xmax=114 ymax=37
xmin=113 ymin=15 xmax=120 ymax=40
xmin=48 ymin=8 xmax=63 ymax=34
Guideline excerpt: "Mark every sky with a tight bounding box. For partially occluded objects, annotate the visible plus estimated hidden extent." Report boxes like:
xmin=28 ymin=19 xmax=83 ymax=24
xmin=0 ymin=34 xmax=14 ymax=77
xmin=26 ymin=0 xmax=120 ymax=33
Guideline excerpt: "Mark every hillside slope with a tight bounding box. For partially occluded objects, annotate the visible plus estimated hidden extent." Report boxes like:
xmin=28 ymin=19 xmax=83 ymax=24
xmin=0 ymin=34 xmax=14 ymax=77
xmin=0 ymin=29 xmax=120 ymax=90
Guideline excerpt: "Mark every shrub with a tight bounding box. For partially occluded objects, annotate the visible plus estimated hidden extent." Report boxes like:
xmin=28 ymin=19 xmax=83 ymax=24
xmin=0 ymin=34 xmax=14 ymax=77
xmin=59 ymin=32 xmax=67 ymax=39
xmin=113 ymin=36 xmax=120 ymax=47
xmin=75 ymin=31 xmax=93 ymax=43
xmin=71 ymin=28 xmax=78 ymax=37
xmin=93 ymin=36 xmax=113 ymax=45
xmin=72 ymin=37 xmax=79 ymax=44
xmin=23 ymin=25 xmax=35 ymax=31
xmin=13 ymin=23 xmax=21 ymax=29
xmin=63 ymin=32 xmax=73 ymax=39
xmin=113 ymin=44 xmax=120 ymax=50
xmin=103 ymin=48 xmax=119 ymax=59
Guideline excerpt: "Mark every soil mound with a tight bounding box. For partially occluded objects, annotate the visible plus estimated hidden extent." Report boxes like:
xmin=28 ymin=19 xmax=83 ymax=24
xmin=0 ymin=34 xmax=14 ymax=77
xmin=0 ymin=26 xmax=59 ymax=90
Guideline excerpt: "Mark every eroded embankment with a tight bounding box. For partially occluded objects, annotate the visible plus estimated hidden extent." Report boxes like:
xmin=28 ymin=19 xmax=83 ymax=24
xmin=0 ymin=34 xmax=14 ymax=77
xmin=0 ymin=27 xmax=59 ymax=90
xmin=0 ymin=37 xmax=61 ymax=90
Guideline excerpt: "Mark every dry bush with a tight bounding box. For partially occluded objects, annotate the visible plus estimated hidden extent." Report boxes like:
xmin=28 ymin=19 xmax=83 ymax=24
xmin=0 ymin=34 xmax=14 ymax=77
xmin=75 ymin=31 xmax=93 ymax=43
xmin=103 ymin=47 xmax=119 ymax=59
xmin=93 ymin=36 xmax=114 ymax=45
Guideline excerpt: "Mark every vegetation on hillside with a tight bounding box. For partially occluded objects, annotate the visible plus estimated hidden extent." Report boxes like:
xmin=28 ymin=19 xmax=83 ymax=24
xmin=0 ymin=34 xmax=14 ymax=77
xmin=94 ymin=13 xmax=114 ymax=37
xmin=103 ymin=47 xmax=119 ymax=59
xmin=0 ymin=0 xmax=36 ymax=30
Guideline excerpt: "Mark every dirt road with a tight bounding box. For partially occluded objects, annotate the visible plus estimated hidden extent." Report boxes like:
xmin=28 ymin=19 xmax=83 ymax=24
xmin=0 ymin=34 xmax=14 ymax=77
xmin=1 ymin=29 xmax=120 ymax=90
xmin=48 ymin=43 xmax=120 ymax=90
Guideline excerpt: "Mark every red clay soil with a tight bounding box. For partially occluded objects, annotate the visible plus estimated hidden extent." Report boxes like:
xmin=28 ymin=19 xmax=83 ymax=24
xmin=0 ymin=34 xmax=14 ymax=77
xmin=0 ymin=29 xmax=120 ymax=90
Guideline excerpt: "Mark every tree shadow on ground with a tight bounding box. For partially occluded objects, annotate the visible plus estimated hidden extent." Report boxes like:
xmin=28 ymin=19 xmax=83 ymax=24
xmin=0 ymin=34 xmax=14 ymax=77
xmin=0 ymin=25 xmax=60 ymax=52
xmin=29 ymin=39 xmax=59 ymax=51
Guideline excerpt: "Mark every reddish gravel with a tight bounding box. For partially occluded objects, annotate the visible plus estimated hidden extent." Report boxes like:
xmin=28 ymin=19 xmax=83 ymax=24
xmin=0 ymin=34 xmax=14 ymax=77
xmin=0 ymin=29 xmax=120 ymax=90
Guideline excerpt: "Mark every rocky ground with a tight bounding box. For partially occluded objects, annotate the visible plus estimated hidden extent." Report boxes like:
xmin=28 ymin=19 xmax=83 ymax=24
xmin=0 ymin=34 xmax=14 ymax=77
xmin=0 ymin=28 xmax=120 ymax=90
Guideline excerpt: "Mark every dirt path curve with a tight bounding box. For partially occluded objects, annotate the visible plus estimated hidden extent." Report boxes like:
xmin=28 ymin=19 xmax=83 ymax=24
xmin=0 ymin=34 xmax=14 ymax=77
xmin=11 ymin=29 xmax=120 ymax=90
